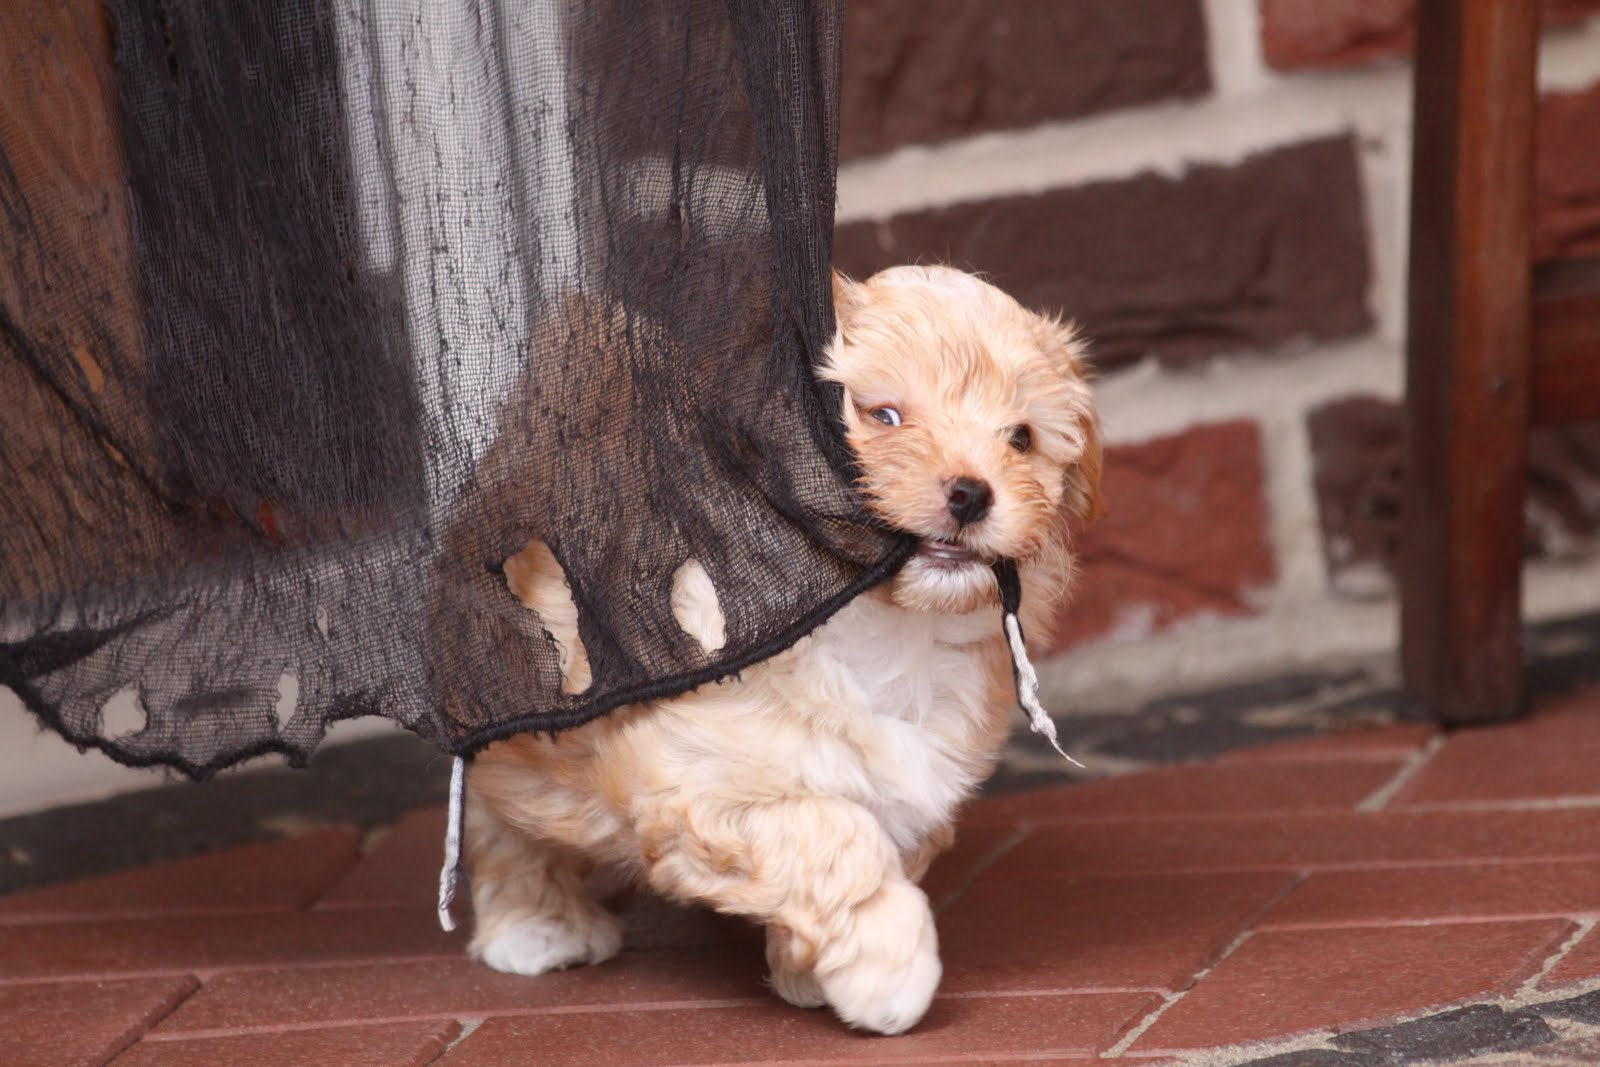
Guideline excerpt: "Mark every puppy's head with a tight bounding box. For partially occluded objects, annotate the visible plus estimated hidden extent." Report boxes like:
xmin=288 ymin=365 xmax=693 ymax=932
xmin=823 ymin=265 xmax=1103 ymax=615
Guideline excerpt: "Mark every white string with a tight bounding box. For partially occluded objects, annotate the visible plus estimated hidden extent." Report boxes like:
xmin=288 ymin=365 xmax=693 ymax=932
xmin=437 ymin=755 xmax=466 ymax=932
xmin=1004 ymin=612 xmax=1084 ymax=769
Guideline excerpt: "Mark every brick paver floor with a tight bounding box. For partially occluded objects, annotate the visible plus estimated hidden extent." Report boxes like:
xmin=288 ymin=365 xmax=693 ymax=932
xmin=6 ymin=684 xmax=1600 ymax=1065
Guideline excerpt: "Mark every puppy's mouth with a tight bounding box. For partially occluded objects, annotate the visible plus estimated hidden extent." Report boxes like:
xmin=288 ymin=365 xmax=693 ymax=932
xmin=915 ymin=538 xmax=984 ymax=568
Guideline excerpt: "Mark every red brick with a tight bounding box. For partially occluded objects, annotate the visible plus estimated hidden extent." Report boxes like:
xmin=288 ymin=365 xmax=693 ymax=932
xmin=1538 ymin=82 xmax=1600 ymax=260
xmin=154 ymin=951 xmax=766 ymax=1035
xmin=0 ymin=830 xmax=358 ymax=923
xmin=0 ymin=975 xmax=196 ymax=1067
xmin=1052 ymin=421 xmax=1276 ymax=649
xmin=437 ymin=993 xmax=1159 ymax=1065
xmin=1261 ymin=860 xmax=1600 ymax=928
xmin=939 ymin=872 xmax=1296 ymax=993
xmin=1132 ymin=921 xmax=1573 ymax=1051
xmin=1220 ymin=722 xmax=1438 ymax=763
xmin=119 ymin=1021 xmax=459 ymax=1067
xmin=968 ymin=760 xmax=1400 ymax=824
xmin=993 ymin=807 xmax=1600 ymax=875
xmin=839 ymin=0 xmax=1208 ymax=159
xmin=0 ymin=906 xmax=461 ymax=980
xmin=1544 ymin=923 xmax=1600 ymax=986
xmin=316 ymin=807 xmax=444 ymax=909
xmin=1259 ymin=0 xmax=1600 ymax=71
xmin=835 ymin=137 xmax=1373 ymax=372
xmin=1392 ymin=687 xmax=1600 ymax=806
xmin=921 ymin=821 xmax=1028 ymax=911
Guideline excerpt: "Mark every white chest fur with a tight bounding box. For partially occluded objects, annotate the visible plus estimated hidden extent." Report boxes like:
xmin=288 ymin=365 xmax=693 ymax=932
xmin=761 ymin=598 xmax=1004 ymax=852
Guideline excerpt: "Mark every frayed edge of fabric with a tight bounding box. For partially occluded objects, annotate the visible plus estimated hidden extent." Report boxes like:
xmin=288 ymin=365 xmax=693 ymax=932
xmin=437 ymin=755 xmax=466 ymax=932
xmin=1003 ymin=612 xmax=1083 ymax=769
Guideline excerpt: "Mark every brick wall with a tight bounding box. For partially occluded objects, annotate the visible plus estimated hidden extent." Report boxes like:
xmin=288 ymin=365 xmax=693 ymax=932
xmin=833 ymin=0 xmax=1600 ymax=694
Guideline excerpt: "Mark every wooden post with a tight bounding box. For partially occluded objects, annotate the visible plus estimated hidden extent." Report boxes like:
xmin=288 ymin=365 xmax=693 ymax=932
xmin=1401 ymin=0 xmax=1540 ymax=724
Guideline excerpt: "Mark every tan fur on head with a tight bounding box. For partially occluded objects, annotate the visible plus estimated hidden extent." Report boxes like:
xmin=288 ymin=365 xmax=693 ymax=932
xmin=462 ymin=266 xmax=1101 ymax=1037
xmin=824 ymin=266 xmax=1103 ymax=615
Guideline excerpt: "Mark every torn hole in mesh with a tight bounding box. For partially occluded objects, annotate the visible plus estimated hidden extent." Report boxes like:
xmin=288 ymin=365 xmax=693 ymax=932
xmin=503 ymin=538 xmax=592 ymax=695
xmin=99 ymin=687 xmax=147 ymax=740
xmin=671 ymin=557 xmax=726 ymax=655
xmin=276 ymin=671 xmax=298 ymax=732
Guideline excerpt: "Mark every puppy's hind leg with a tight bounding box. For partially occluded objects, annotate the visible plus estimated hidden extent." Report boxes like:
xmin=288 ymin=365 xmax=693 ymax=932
xmin=464 ymin=793 xmax=623 ymax=976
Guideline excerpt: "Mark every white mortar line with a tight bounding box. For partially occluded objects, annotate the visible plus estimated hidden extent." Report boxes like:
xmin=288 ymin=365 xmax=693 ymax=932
xmin=1091 ymin=337 xmax=1402 ymax=446
xmin=1257 ymin=406 xmax=1328 ymax=607
xmin=837 ymin=71 xmax=1408 ymax=223
xmin=440 ymin=1018 xmax=485 ymax=1053
xmin=1519 ymin=918 xmax=1598 ymax=999
xmin=836 ymin=27 xmax=1600 ymax=225
xmin=1038 ymin=598 xmax=1399 ymax=712
xmin=1356 ymin=734 xmax=1447 ymax=812
xmin=1527 ymin=554 xmax=1600 ymax=619
xmin=1200 ymin=0 xmax=1273 ymax=100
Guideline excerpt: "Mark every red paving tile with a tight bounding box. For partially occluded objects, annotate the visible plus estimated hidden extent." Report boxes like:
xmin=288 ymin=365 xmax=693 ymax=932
xmin=922 ymin=821 xmax=1027 ymax=911
xmin=994 ymin=807 xmax=1600 ymax=875
xmin=1543 ymin=923 xmax=1600 ymax=987
xmin=1220 ymin=722 xmax=1439 ymax=763
xmin=437 ymin=993 xmax=1160 ymax=1065
xmin=154 ymin=951 xmax=767 ymax=1035
xmin=938 ymin=871 xmax=1296 ymax=993
xmin=1260 ymin=859 xmax=1600 ymax=928
xmin=316 ymin=807 xmax=444 ymax=909
xmin=118 ymin=1020 xmax=460 ymax=1067
xmin=0 ymin=906 xmax=462 ymax=980
xmin=0 ymin=831 xmax=358 ymax=923
xmin=1393 ymin=688 xmax=1600 ymax=806
xmin=1132 ymin=920 xmax=1573 ymax=1052
xmin=967 ymin=760 xmax=1401 ymax=824
xmin=6 ymin=684 xmax=1600 ymax=1063
xmin=1 ymin=975 xmax=196 ymax=1067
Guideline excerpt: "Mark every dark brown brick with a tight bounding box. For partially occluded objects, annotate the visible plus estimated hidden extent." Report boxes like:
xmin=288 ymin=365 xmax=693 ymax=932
xmin=1307 ymin=395 xmax=1600 ymax=594
xmin=1259 ymin=0 xmax=1600 ymax=72
xmin=839 ymin=0 xmax=1210 ymax=160
xmin=835 ymin=136 xmax=1373 ymax=371
xmin=1052 ymin=421 xmax=1277 ymax=649
xmin=1537 ymin=81 xmax=1600 ymax=261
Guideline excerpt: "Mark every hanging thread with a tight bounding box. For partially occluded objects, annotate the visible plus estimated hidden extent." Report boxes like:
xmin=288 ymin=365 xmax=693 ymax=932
xmin=437 ymin=755 xmax=467 ymax=932
xmin=992 ymin=560 xmax=1084 ymax=769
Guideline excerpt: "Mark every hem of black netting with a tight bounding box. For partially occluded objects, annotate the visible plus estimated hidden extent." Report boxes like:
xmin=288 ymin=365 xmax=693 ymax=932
xmin=3 ymin=536 xmax=919 ymax=783
xmin=448 ymin=533 xmax=920 ymax=753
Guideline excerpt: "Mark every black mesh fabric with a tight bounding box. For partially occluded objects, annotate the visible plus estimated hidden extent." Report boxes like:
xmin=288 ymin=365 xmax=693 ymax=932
xmin=0 ymin=0 xmax=915 ymax=778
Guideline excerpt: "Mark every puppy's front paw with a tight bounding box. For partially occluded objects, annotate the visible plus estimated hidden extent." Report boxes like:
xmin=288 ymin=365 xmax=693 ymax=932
xmin=766 ymin=928 xmax=826 ymax=1009
xmin=471 ymin=910 xmax=623 ymax=977
xmin=817 ymin=881 xmax=941 ymax=1035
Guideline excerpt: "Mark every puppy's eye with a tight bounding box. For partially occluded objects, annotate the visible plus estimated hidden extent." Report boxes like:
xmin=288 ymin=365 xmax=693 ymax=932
xmin=868 ymin=406 xmax=902 ymax=427
xmin=1007 ymin=425 xmax=1033 ymax=453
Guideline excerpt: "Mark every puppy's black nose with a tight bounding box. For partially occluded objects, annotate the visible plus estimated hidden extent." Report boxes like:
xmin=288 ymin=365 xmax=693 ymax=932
xmin=946 ymin=477 xmax=993 ymax=525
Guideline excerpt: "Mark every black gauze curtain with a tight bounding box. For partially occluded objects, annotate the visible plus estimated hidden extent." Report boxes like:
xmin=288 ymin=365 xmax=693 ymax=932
xmin=0 ymin=0 xmax=914 ymax=778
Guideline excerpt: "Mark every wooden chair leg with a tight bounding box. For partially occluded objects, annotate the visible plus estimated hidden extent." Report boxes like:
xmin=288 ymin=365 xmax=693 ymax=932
xmin=1401 ymin=0 xmax=1540 ymax=725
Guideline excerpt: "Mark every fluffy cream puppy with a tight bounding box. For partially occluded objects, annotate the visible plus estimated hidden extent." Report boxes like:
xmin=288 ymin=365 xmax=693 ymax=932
xmin=463 ymin=265 xmax=1102 ymax=1035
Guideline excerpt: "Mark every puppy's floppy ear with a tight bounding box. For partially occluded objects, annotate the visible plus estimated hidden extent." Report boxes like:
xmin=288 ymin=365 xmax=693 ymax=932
xmin=1036 ymin=314 xmax=1107 ymax=524
xmin=1065 ymin=413 xmax=1107 ymax=524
